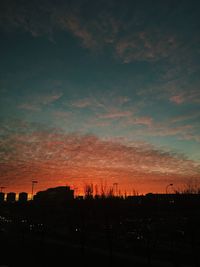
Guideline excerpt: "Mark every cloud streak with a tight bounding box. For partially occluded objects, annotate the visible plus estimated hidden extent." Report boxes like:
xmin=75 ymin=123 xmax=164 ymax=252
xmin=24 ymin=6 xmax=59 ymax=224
xmin=18 ymin=92 xmax=63 ymax=111
xmin=98 ymin=111 xmax=132 ymax=119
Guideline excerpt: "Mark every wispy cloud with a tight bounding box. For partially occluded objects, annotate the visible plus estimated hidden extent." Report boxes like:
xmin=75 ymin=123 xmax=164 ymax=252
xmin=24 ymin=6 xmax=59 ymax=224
xmin=134 ymin=116 xmax=153 ymax=127
xmin=70 ymin=95 xmax=130 ymax=110
xmin=181 ymin=133 xmax=200 ymax=143
xmin=59 ymin=15 xmax=96 ymax=49
xmin=115 ymin=115 xmax=153 ymax=128
xmin=150 ymin=124 xmax=194 ymax=137
xmin=71 ymin=98 xmax=93 ymax=108
xmin=18 ymin=92 xmax=63 ymax=111
xmin=0 ymin=0 xmax=192 ymax=64
xmin=52 ymin=110 xmax=71 ymax=119
xmin=170 ymin=94 xmax=184 ymax=105
xmin=132 ymin=119 xmax=195 ymax=139
xmin=115 ymin=32 xmax=179 ymax=63
xmin=170 ymin=90 xmax=200 ymax=105
xmin=99 ymin=111 xmax=132 ymax=119
xmin=171 ymin=111 xmax=200 ymax=123
xmin=18 ymin=103 xmax=41 ymax=112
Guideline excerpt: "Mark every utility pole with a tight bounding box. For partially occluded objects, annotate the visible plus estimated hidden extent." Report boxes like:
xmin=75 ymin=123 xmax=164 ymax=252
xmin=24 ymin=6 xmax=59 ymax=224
xmin=31 ymin=180 xmax=38 ymax=200
xmin=166 ymin=183 xmax=173 ymax=194
xmin=113 ymin=183 xmax=118 ymax=197
xmin=73 ymin=187 xmax=78 ymax=197
xmin=0 ymin=186 xmax=6 ymax=193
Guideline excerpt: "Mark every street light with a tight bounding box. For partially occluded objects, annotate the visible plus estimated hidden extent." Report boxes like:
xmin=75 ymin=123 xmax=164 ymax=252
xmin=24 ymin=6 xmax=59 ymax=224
xmin=0 ymin=186 xmax=6 ymax=193
xmin=166 ymin=183 xmax=173 ymax=194
xmin=113 ymin=183 xmax=118 ymax=197
xmin=31 ymin=180 xmax=38 ymax=200
xmin=73 ymin=187 xmax=78 ymax=197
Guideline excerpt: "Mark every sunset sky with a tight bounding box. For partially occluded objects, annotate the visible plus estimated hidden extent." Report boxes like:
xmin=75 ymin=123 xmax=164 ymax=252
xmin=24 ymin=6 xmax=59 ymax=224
xmin=0 ymin=0 xmax=200 ymax=194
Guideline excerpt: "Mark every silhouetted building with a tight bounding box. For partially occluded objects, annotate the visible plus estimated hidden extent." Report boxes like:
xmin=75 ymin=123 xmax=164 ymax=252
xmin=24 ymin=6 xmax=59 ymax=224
xmin=6 ymin=192 xmax=16 ymax=203
xmin=0 ymin=192 xmax=5 ymax=202
xmin=18 ymin=192 xmax=28 ymax=203
xmin=34 ymin=186 xmax=74 ymax=204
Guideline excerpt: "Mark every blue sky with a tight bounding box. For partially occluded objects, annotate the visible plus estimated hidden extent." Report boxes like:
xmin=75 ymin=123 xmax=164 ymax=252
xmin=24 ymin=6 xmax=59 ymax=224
xmin=0 ymin=0 xmax=200 ymax=193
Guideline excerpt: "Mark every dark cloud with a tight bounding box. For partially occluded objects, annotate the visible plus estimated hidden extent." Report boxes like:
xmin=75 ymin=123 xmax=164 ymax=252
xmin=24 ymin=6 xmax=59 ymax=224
xmin=1 ymin=0 xmax=199 ymax=63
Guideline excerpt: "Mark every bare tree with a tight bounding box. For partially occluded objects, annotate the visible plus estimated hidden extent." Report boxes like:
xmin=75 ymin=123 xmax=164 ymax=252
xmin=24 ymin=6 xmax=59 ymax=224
xmin=84 ymin=183 xmax=94 ymax=199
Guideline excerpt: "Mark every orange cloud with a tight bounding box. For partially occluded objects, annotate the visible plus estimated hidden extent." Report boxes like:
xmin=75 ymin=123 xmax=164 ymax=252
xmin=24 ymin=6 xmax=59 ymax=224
xmin=170 ymin=94 xmax=184 ymax=104
xmin=0 ymin=127 xmax=199 ymax=193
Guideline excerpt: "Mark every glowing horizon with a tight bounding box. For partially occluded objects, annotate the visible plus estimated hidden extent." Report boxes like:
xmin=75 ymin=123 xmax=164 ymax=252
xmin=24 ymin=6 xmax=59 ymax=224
xmin=1 ymin=129 xmax=199 ymax=194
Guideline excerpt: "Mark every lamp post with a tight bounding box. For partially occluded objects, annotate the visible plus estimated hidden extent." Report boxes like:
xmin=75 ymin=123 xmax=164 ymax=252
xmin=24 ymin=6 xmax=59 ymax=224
xmin=166 ymin=183 xmax=173 ymax=194
xmin=31 ymin=180 xmax=38 ymax=200
xmin=113 ymin=183 xmax=118 ymax=197
xmin=73 ymin=187 xmax=78 ymax=197
xmin=0 ymin=186 xmax=6 ymax=193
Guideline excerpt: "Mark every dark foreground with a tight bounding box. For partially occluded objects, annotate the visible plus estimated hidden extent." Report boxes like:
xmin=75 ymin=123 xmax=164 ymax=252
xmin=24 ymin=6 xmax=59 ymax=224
xmin=0 ymin=195 xmax=200 ymax=266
